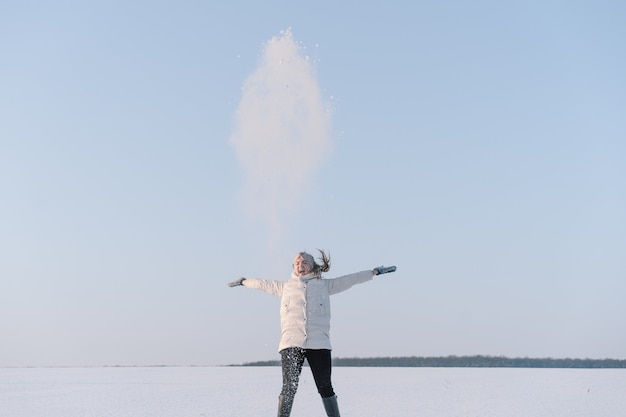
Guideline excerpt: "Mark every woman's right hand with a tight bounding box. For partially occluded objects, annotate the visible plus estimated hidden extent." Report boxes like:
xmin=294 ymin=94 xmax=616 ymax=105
xmin=227 ymin=277 xmax=246 ymax=287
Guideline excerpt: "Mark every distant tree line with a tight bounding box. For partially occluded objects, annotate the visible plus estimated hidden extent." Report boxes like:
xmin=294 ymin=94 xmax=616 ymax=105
xmin=236 ymin=355 xmax=626 ymax=368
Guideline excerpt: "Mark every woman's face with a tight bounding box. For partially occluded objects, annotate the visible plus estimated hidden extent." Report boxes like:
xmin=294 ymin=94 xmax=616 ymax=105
xmin=294 ymin=256 xmax=312 ymax=276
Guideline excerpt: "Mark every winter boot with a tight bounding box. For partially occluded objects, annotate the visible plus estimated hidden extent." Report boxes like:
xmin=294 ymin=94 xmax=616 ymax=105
xmin=277 ymin=394 xmax=295 ymax=417
xmin=322 ymin=395 xmax=341 ymax=417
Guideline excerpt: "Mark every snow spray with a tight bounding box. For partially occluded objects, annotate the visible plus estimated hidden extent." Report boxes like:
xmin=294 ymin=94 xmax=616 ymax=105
xmin=230 ymin=28 xmax=332 ymax=251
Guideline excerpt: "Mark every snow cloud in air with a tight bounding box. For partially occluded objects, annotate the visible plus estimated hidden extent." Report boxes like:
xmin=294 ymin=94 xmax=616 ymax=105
xmin=230 ymin=28 xmax=332 ymax=249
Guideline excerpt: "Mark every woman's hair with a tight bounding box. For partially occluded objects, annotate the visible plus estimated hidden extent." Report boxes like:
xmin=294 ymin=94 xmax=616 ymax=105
xmin=314 ymin=249 xmax=331 ymax=276
xmin=296 ymin=249 xmax=331 ymax=277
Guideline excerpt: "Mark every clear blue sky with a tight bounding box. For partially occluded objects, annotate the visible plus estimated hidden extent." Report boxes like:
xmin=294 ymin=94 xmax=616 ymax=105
xmin=1 ymin=0 xmax=624 ymax=367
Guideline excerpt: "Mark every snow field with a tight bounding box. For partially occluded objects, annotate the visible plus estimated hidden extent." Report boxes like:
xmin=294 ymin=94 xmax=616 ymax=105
xmin=1 ymin=366 xmax=624 ymax=417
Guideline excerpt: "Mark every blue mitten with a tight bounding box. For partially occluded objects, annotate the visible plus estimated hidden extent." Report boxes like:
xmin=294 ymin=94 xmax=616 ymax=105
xmin=373 ymin=266 xmax=396 ymax=275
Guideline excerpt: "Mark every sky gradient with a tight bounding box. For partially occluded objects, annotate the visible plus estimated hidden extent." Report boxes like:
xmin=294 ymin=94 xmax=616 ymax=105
xmin=1 ymin=0 xmax=625 ymax=366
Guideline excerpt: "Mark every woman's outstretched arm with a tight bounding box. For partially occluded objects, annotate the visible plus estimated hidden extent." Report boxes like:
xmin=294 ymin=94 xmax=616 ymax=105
xmin=227 ymin=277 xmax=285 ymax=297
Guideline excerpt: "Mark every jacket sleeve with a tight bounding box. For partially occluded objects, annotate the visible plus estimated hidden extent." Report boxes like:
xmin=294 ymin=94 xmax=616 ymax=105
xmin=327 ymin=270 xmax=374 ymax=295
xmin=242 ymin=278 xmax=284 ymax=297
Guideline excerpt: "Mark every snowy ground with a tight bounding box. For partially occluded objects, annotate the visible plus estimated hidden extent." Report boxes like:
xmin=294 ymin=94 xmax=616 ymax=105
xmin=1 ymin=366 xmax=624 ymax=417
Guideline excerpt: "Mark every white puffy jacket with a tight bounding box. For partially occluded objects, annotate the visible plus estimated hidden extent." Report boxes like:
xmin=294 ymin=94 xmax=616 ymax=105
xmin=243 ymin=270 xmax=374 ymax=351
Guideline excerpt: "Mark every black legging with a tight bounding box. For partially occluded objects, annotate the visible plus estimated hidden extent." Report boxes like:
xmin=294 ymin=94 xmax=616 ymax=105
xmin=280 ymin=347 xmax=335 ymax=400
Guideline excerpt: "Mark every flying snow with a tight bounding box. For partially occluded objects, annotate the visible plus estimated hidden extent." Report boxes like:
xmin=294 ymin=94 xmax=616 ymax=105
xmin=229 ymin=28 xmax=332 ymax=250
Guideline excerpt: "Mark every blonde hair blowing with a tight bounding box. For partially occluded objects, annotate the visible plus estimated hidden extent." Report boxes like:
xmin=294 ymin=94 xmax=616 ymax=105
xmin=294 ymin=249 xmax=331 ymax=277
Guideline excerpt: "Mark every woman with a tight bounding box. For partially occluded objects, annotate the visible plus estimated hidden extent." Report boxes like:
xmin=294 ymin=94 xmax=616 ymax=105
xmin=228 ymin=250 xmax=395 ymax=417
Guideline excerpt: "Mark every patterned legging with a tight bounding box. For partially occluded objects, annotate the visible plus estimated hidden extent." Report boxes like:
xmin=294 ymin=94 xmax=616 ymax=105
xmin=280 ymin=347 xmax=335 ymax=400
